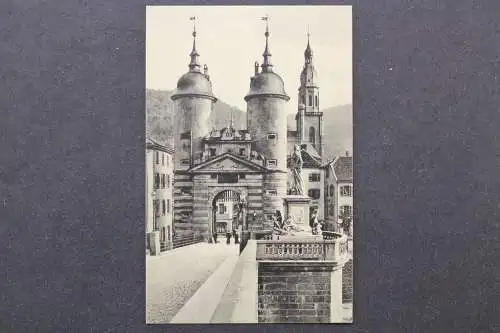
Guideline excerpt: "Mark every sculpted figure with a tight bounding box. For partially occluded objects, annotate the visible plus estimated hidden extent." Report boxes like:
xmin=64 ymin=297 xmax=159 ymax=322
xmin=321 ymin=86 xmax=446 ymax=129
xmin=290 ymin=144 xmax=304 ymax=195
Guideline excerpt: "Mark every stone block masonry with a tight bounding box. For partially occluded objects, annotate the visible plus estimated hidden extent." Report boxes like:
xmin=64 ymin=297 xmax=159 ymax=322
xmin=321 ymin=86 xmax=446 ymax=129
xmin=342 ymin=258 xmax=353 ymax=303
xmin=257 ymin=261 xmax=340 ymax=323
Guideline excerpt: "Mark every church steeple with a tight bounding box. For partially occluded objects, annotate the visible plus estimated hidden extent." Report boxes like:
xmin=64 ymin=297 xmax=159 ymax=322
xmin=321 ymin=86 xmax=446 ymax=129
xmin=188 ymin=16 xmax=201 ymax=72
xmin=304 ymin=29 xmax=313 ymax=63
xmin=261 ymin=15 xmax=273 ymax=73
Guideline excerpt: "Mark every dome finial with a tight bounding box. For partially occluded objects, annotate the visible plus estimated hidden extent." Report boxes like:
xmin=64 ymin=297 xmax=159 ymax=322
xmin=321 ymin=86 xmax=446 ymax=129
xmin=261 ymin=15 xmax=273 ymax=72
xmin=189 ymin=16 xmax=201 ymax=72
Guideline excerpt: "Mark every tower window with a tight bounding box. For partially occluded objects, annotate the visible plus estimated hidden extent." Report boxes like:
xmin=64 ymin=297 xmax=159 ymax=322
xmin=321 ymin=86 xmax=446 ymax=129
xmin=309 ymin=126 xmax=316 ymax=147
xmin=209 ymin=148 xmax=216 ymax=157
xmin=329 ymin=184 xmax=335 ymax=197
xmin=308 ymin=95 xmax=313 ymax=106
xmin=155 ymin=151 xmax=159 ymax=164
xmin=302 ymin=95 xmax=306 ymax=105
xmin=267 ymin=133 xmax=277 ymax=140
xmin=167 ymin=199 xmax=170 ymax=213
xmin=162 ymin=199 xmax=166 ymax=216
xmin=266 ymin=189 xmax=277 ymax=196
xmin=239 ymin=173 xmax=246 ymax=179
xmin=267 ymin=159 xmax=277 ymax=168
xmin=239 ymin=148 xmax=245 ymax=156
xmin=161 ymin=174 xmax=166 ymax=188
xmin=181 ymin=159 xmax=190 ymax=165
xmin=211 ymin=174 xmax=217 ymax=179
xmin=315 ymin=95 xmax=319 ymax=107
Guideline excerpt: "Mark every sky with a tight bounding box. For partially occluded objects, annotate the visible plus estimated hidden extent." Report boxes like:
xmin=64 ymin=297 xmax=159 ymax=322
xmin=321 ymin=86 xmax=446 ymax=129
xmin=146 ymin=6 xmax=352 ymax=113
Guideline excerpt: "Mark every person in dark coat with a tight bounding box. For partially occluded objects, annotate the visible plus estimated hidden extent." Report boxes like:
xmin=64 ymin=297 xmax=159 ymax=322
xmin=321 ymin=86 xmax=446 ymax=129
xmin=226 ymin=231 xmax=231 ymax=244
xmin=213 ymin=232 xmax=218 ymax=244
xmin=275 ymin=210 xmax=283 ymax=229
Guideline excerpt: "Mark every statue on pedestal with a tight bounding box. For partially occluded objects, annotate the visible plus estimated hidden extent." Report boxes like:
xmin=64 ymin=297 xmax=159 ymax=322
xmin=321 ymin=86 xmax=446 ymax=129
xmin=289 ymin=144 xmax=304 ymax=195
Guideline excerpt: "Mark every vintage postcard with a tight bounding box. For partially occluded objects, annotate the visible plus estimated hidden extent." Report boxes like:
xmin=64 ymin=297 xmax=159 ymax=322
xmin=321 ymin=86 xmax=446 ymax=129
xmin=145 ymin=5 xmax=353 ymax=324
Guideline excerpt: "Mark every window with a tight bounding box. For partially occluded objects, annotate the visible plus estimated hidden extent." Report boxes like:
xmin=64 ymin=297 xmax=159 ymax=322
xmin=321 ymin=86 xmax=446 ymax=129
xmin=162 ymin=200 xmax=166 ymax=216
xmin=162 ymin=153 xmax=165 ymax=165
xmin=340 ymin=205 xmax=352 ymax=217
xmin=326 ymin=168 xmax=330 ymax=178
xmin=315 ymin=95 xmax=318 ymax=107
xmin=340 ymin=185 xmax=352 ymax=197
xmin=167 ymin=199 xmax=170 ymax=213
xmin=239 ymin=174 xmax=246 ymax=179
xmin=154 ymin=200 xmax=160 ymax=219
xmin=301 ymin=95 xmax=306 ymax=105
xmin=166 ymin=174 xmax=170 ymax=188
xmin=154 ymin=173 xmax=160 ymax=189
xmin=267 ymin=133 xmax=277 ymax=140
xmin=181 ymin=159 xmax=190 ymax=165
xmin=267 ymin=189 xmax=277 ymax=196
xmin=219 ymin=204 xmax=226 ymax=214
xmin=155 ymin=151 xmax=159 ymax=164
xmin=308 ymin=95 xmax=313 ymax=106
xmin=180 ymin=132 xmax=191 ymax=140
xmin=308 ymin=189 xmax=321 ymax=200
xmin=211 ymin=174 xmax=217 ymax=179
xmin=239 ymin=148 xmax=245 ymax=156
xmin=209 ymin=148 xmax=216 ymax=157
xmin=182 ymin=143 xmax=189 ymax=152
xmin=308 ymin=173 xmax=321 ymax=182
xmin=309 ymin=126 xmax=316 ymax=147
xmin=167 ymin=226 xmax=171 ymax=241
xmin=161 ymin=227 xmax=166 ymax=242
xmin=161 ymin=174 xmax=165 ymax=189
xmin=267 ymin=160 xmax=277 ymax=168
xmin=218 ymin=173 xmax=239 ymax=184
xmin=329 ymin=184 xmax=334 ymax=197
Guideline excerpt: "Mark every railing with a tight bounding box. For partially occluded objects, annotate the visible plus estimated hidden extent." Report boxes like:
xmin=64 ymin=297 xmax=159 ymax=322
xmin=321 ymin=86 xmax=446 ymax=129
xmin=256 ymin=233 xmax=349 ymax=262
xmin=172 ymin=234 xmax=204 ymax=249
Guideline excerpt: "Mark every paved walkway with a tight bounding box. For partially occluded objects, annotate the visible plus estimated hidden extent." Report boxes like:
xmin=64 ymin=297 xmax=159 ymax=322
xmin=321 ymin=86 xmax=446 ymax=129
xmin=146 ymin=242 xmax=239 ymax=324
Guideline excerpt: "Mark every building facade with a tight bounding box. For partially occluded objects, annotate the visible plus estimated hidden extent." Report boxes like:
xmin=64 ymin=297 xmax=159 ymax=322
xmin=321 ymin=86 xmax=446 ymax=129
xmin=169 ymin=24 xmax=351 ymax=240
xmin=146 ymin=137 xmax=175 ymax=252
xmin=324 ymin=153 xmax=353 ymax=234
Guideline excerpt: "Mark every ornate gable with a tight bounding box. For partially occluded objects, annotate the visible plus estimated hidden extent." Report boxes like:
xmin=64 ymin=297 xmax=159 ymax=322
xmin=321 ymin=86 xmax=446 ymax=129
xmin=188 ymin=153 xmax=267 ymax=173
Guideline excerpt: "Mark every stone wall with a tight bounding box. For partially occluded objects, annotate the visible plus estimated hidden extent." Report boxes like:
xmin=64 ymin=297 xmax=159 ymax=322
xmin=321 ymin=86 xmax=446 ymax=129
xmin=342 ymin=258 xmax=353 ymax=303
xmin=257 ymin=261 xmax=336 ymax=323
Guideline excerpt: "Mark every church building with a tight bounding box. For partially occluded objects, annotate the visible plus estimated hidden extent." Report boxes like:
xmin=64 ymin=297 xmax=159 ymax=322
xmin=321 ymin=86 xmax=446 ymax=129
xmin=170 ymin=22 xmax=347 ymax=240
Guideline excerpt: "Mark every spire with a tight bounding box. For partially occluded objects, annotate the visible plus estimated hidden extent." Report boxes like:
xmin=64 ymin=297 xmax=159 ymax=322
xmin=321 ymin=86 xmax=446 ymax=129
xmin=261 ymin=15 xmax=273 ymax=72
xmin=189 ymin=16 xmax=201 ymax=72
xmin=304 ymin=26 xmax=313 ymax=61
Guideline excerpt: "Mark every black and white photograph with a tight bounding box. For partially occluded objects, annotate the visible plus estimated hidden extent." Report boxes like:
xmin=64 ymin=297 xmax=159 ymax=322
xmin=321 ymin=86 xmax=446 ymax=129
xmin=145 ymin=5 xmax=353 ymax=324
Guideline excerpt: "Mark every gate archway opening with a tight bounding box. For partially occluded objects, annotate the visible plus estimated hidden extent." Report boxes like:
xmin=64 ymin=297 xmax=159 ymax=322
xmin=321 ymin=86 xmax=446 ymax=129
xmin=211 ymin=189 xmax=242 ymax=238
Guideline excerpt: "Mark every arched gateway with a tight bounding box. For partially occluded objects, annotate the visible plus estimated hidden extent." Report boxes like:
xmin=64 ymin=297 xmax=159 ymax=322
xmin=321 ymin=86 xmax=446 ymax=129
xmin=209 ymin=188 xmax=247 ymax=240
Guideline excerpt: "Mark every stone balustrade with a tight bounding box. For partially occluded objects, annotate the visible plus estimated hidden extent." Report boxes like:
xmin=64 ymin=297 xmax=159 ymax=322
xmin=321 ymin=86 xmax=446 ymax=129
xmin=256 ymin=233 xmax=349 ymax=263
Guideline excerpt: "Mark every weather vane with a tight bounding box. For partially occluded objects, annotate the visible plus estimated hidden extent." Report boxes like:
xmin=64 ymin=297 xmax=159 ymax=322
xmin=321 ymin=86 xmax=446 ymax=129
xmin=261 ymin=14 xmax=270 ymax=35
xmin=189 ymin=16 xmax=196 ymax=36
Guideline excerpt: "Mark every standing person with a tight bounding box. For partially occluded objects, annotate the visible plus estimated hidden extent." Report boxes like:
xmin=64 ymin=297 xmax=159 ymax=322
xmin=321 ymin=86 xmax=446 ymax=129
xmin=310 ymin=210 xmax=318 ymax=235
xmin=213 ymin=231 xmax=218 ymax=244
xmin=275 ymin=210 xmax=283 ymax=229
xmin=233 ymin=229 xmax=239 ymax=244
xmin=226 ymin=230 xmax=231 ymax=244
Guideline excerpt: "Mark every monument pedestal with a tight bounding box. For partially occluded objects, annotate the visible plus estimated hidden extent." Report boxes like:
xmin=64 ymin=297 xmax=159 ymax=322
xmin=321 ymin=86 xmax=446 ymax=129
xmin=284 ymin=195 xmax=311 ymax=232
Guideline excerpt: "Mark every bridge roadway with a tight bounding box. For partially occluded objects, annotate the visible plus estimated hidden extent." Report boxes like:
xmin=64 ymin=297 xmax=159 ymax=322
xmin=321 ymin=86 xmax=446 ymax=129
xmin=146 ymin=241 xmax=239 ymax=324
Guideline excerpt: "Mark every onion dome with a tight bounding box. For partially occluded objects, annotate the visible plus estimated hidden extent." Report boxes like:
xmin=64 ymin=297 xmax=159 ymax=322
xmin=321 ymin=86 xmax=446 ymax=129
xmin=244 ymin=18 xmax=289 ymax=102
xmin=171 ymin=20 xmax=217 ymax=102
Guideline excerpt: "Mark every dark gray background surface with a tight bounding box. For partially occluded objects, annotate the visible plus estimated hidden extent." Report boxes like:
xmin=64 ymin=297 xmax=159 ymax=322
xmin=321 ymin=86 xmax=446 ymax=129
xmin=1 ymin=0 xmax=499 ymax=332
